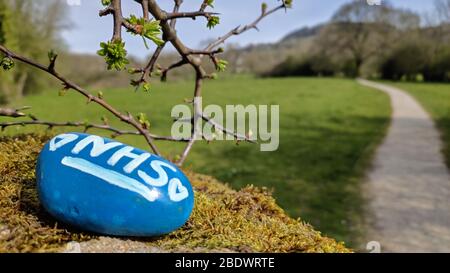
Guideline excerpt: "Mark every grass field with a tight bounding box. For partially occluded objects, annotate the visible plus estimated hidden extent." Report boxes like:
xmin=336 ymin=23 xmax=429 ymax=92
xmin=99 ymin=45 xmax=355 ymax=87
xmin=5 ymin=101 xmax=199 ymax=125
xmin=392 ymin=82 xmax=450 ymax=168
xmin=1 ymin=76 xmax=391 ymax=247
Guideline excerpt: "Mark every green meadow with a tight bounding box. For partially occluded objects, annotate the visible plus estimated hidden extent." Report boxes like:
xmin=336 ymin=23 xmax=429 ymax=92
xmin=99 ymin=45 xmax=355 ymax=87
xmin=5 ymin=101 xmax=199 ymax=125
xmin=2 ymin=76 xmax=391 ymax=246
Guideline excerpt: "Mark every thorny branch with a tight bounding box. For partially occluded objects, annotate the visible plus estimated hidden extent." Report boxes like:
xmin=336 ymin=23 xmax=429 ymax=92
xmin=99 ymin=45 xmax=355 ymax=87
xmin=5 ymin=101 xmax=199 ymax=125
xmin=0 ymin=0 xmax=291 ymax=166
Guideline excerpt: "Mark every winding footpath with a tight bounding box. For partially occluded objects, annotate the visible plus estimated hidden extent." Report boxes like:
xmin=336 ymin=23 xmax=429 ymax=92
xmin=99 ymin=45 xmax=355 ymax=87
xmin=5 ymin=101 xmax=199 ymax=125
xmin=358 ymin=79 xmax=450 ymax=253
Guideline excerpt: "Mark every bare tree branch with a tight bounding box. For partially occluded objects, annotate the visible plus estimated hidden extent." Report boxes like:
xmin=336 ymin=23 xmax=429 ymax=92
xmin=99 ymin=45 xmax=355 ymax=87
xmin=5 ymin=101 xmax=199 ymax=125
xmin=0 ymin=44 xmax=161 ymax=155
xmin=165 ymin=11 xmax=219 ymax=20
xmin=1 ymin=0 xmax=290 ymax=165
xmin=202 ymin=115 xmax=257 ymax=144
xmin=170 ymin=0 xmax=183 ymax=28
xmin=161 ymin=59 xmax=188 ymax=81
xmin=0 ymin=107 xmax=185 ymax=142
xmin=111 ymin=0 xmax=124 ymax=41
xmin=205 ymin=3 xmax=288 ymax=51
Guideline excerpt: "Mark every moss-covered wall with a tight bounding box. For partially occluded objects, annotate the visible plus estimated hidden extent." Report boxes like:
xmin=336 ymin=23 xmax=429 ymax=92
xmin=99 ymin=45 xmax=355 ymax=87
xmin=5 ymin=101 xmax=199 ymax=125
xmin=0 ymin=135 xmax=350 ymax=253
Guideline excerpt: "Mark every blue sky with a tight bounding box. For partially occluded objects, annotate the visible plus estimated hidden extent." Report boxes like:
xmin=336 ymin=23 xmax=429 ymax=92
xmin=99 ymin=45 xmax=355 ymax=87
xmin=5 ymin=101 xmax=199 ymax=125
xmin=63 ymin=0 xmax=435 ymax=58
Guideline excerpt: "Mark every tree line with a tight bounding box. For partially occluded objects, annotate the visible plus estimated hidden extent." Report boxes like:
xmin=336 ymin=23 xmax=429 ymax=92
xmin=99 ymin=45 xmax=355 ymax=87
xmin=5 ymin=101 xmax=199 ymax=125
xmin=267 ymin=0 xmax=450 ymax=82
xmin=0 ymin=0 xmax=66 ymax=104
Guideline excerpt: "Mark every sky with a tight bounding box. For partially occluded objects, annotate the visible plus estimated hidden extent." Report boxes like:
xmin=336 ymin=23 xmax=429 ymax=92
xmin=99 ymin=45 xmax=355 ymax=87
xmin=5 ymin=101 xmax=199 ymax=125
xmin=63 ymin=0 xmax=436 ymax=58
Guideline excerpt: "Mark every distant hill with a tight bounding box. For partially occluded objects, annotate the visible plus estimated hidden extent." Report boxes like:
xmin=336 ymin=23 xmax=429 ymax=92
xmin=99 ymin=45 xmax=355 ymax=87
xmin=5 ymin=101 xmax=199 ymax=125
xmin=281 ymin=24 xmax=324 ymax=43
xmin=49 ymin=24 xmax=325 ymax=88
xmin=218 ymin=24 xmax=323 ymax=74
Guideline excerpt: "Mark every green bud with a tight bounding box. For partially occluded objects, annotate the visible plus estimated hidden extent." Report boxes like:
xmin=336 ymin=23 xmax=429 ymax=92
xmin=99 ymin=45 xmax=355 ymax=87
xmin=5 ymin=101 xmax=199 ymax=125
xmin=262 ymin=3 xmax=268 ymax=13
xmin=210 ymin=73 xmax=219 ymax=80
xmin=128 ymin=68 xmax=139 ymax=74
xmin=143 ymin=82 xmax=151 ymax=93
xmin=216 ymin=59 xmax=228 ymax=72
xmin=101 ymin=115 xmax=109 ymax=125
xmin=48 ymin=50 xmax=57 ymax=62
xmin=137 ymin=112 xmax=151 ymax=129
xmin=97 ymin=40 xmax=129 ymax=71
xmin=58 ymin=89 xmax=67 ymax=97
xmin=153 ymin=69 xmax=162 ymax=77
xmin=1 ymin=56 xmax=14 ymax=71
xmin=284 ymin=0 xmax=293 ymax=8
xmin=126 ymin=15 xmax=164 ymax=47
xmin=207 ymin=16 xmax=220 ymax=29
xmin=101 ymin=0 xmax=112 ymax=6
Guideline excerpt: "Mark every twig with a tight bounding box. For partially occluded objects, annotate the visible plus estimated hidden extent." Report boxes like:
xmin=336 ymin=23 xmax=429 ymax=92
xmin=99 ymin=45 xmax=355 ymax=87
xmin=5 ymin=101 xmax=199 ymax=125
xmin=202 ymin=115 xmax=257 ymax=144
xmin=0 ymin=44 xmax=161 ymax=155
xmin=165 ymin=11 xmax=219 ymax=20
xmin=205 ymin=3 xmax=288 ymax=51
xmin=1 ymin=0 xmax=289 ymax=165
xmin=0 ymin=108 xmax=185 ymax=142
xmin=161 ymin=59 xmax=188 ymax=81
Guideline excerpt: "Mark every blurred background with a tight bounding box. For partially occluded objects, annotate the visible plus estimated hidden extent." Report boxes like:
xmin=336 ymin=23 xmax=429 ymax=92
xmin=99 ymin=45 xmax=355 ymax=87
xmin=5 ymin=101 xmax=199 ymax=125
xmin=0 ymin=0 xmax=449 ymax=250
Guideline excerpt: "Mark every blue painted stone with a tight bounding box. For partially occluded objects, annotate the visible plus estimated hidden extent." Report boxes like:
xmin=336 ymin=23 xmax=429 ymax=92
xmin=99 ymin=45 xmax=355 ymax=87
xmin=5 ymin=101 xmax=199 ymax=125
xmin=36 ymin=133 xmax=194 ymax=237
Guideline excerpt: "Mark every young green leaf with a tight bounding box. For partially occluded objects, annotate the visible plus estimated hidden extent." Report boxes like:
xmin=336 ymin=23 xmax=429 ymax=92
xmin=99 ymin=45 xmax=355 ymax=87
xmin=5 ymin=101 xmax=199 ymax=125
xmin=126 ymin=15 xmax=164 ymax=47
xmin=137 ymin=113 xmax=151 ymax=129
xmin=206 ymin=0 xmax=215 ymax=8
xmin=216 ymin=59 xmax=228 ymax=72
xmin=97 ymin=40 xmax=129 ymax=71
xmin=207 ymin=16 xmax=220 ymax=29
xmin=143 ymin=82 xmax=151 ymax=93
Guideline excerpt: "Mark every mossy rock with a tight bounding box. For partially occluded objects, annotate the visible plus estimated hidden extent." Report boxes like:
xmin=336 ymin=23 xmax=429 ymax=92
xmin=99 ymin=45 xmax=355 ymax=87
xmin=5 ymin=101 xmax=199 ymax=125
xmin=0 ymin=134 xmax=350 ymax=253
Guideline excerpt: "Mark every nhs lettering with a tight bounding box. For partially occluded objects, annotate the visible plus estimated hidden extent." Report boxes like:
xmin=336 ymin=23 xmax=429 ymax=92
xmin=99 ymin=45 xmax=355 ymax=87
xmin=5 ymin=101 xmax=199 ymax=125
xmin=36 ymin=133 xmax=194 ymax=237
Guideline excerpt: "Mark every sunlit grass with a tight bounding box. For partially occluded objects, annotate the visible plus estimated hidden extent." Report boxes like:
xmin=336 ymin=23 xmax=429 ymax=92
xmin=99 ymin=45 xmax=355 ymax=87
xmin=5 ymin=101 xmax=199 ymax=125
xmin=2 ymin=76 xmax=391 ymax=247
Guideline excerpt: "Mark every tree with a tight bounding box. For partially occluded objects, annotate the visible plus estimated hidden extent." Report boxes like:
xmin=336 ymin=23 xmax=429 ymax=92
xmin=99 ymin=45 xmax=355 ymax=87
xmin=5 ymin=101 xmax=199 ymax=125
xmin=0 ymin=0 xmax=67 ymax=103
xmin=423 ymin=47 xmax=450 ymax=82
xmin=316 ymin=0 xmax=420 ymax=77
xmin=265 ymin=54 xmax=336 ymax=77
xmin=380 ymin=41 xmax=430 ymax=81
xmin=435 ymin=0 xmax=450 ymax=23
xmin=0 ymin=0 xmax=292 ymax=166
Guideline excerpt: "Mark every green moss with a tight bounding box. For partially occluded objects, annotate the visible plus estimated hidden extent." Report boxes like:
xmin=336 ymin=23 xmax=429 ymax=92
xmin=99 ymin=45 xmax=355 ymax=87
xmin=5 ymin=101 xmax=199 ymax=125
xmin=0 ymin=135 xmax=350 ymax=253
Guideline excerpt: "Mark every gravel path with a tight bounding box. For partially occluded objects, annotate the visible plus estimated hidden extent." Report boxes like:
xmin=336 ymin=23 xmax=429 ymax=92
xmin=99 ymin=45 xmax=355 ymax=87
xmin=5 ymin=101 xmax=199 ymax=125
xmin=358 ymin=79 xmax=450 ymax=253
